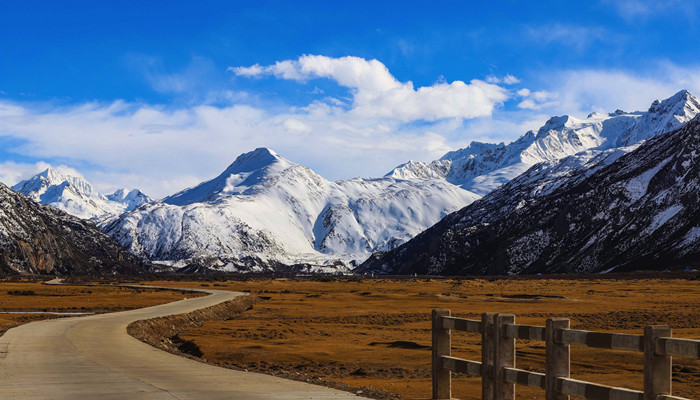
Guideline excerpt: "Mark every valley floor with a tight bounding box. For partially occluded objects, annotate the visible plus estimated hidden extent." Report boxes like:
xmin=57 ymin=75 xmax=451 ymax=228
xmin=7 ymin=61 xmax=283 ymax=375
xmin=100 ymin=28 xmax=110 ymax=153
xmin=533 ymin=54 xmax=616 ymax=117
xmin=137 ymin=275 xmax=699 ymax=399
xmin=1 ymin=275 xmax=698 ymax=399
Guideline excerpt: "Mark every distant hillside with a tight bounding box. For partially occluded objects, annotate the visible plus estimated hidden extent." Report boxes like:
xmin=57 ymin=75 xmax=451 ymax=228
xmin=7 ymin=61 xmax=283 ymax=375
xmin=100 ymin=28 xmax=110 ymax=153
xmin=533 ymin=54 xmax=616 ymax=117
xmin=361 ymin=115 xmax=700 ymax=275
xmin=0 ymin=183 xmax=148 ymax=275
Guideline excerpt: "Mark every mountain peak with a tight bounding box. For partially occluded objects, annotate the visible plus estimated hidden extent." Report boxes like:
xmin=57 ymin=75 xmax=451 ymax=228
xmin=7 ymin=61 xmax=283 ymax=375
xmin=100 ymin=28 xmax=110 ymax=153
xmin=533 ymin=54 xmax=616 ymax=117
xmin=36 ymin=167 xmax=65 ymax=183
xmin=648 ymin=89 xmax=698 ymax=114
xmin=107 ymin=188 xmax=150 ymax=202
xmin=163 ymin=148 xmax=296 ymax=206
xmin=13 ymin=166 xmax=94 ymax=197
xmin=360 ymin=111 xmax=700 ymax=276
xmin=228 ymin=147 xmax=282 ymax=173
xmin=440 ymin=141 xmax=504 ymax=161
xmin=537 ymin=115 xmax=571 ymax=135
xmin=615 ymin=89 xmax=700 ymax=147
xmin=12 ymin=167 xmax=151 ymax=219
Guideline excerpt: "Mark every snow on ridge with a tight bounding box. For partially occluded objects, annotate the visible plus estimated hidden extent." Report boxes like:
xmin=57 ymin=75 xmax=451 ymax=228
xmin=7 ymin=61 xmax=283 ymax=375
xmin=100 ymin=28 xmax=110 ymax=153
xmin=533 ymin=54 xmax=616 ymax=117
xmin=683 ymin=227 xmax=700 ymax=246
xmin=163 ymin=147 xmax=293 ymax=206
xmin=104 ymin=150 xmax=481 ymax=271
xmin=647 ymin=205 xmax=683 ymax=233
xmin=387 ymin=90 xmax=700 ymax=196
xmin=12 ymin=167 xmax=151 ymax=220
xmin=18 ymin=92 xmax=700 ymax=273
xmin=624 ymin=157 xmax=672 ymax=202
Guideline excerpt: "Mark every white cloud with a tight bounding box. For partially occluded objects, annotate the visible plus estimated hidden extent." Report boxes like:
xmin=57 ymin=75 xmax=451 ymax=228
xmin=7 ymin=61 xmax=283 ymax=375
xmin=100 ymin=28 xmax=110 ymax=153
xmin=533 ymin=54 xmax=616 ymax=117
xmin=532 ymin=65 xmax=700 ymax=116
xmin=516 ymin=89 xmax=559 ymax=110
xmin=231 ymin=55 xmax=509 ymax=121
xmin=525 ymin=24 xmax=611 ymax=50
xmin=230 ymin=64 xmax=265 ymax=77
xmin=0 ymin=97 xmax=505 ymax=198
xmin=129 ymin=56 xmax=220 ymax=96
xmin=517 ymin=99 xmax=537 ymax=110
xmin=282 ymin=118 xmax=312 ymax=134
xmin=603 ymin=0 xmax=697 ymax=21
xmin=0 ymin=162 xmax=48 ymax=187
xmin=503 ymin=75 xmax=521 ymax=85
xmin=487 ymin=74 xmax=521 ymax=85
xmin=3 ymin=57 xmax=699 ymax=201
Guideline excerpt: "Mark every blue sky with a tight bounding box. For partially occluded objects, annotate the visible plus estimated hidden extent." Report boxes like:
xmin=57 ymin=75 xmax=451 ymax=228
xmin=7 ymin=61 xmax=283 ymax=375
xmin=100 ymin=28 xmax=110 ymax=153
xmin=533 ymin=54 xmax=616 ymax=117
xmin=1 ymin=0 xmax=700 ymax=197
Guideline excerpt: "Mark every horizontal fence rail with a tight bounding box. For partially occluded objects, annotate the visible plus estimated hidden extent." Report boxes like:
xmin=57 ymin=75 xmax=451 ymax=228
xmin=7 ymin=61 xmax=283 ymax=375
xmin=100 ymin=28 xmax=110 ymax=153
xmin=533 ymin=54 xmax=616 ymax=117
xmin=503 ymin=367 xmax=546 ymax=389
xmin=441 ymin=316 xmax=482 ymax=333
xmin=657 ymin=337 xmax=700 ymax=358
xmin=557 ymin=328 xmax=644 ymax=352
xmin=431 ymin=309 xmax=699 ymax=400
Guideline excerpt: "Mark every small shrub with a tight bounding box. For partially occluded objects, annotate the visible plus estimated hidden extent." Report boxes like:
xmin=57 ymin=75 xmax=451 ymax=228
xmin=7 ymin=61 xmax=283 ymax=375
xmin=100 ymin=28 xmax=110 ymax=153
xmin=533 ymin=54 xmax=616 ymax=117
xmin=7 ymin=290 xmax=36 ymax=296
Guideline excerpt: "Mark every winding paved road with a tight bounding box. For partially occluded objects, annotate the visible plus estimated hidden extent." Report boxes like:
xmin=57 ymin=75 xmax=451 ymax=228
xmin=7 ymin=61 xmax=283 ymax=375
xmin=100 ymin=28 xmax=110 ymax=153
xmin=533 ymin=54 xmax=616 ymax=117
xmin=0 ymin=286 xmax=363 ymax=399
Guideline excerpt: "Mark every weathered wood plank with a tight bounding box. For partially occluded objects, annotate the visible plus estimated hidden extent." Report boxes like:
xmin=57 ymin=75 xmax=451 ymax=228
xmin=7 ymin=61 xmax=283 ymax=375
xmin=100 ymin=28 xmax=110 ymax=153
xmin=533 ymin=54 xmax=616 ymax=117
xmin=557 ymin=328 xmax=643 ymax=352
xmin=503 ymin=367 xmax=545 ymax=389
xmin=495 ymin=314 xmax=515 ymax=400
xmin=557 ymin=377 xmax=644 ymax=400
xmin=431 ymin=312 xmax=697 ymax=400
xmin=656 ymin=337 xmax=700 ymax=359
xmin=432 ymin=309 xmax=451 ymax=400
xmin=441 ymin=316 xmax=482 ymax=333
xmin=644 ymin=326 xmax=672 ymax=400
xmin=546 ymin=318 xmax=570 ymax=400
xmin=441 ymin=356 xmax=481 ymax=376
xmin=504 ymin=323 xmax=546 ymax=341
xmin=482 ymin=313 xmax=496 ymax=400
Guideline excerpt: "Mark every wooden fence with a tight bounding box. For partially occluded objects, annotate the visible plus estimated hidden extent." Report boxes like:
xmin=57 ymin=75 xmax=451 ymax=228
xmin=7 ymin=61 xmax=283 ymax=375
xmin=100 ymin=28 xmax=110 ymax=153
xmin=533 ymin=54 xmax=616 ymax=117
xmin=431 ymin=310 xmax=699 ymax=400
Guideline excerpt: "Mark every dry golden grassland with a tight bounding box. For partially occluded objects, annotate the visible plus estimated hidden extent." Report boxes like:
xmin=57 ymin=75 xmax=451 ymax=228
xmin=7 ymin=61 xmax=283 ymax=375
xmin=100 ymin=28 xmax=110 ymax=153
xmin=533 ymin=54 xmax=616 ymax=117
xmin=0 ymin=278 xmax=202 ymax=336
xmin=1 ymin=276 xmax=697 ymax=399
xmin=150 ymin=277 xmax=699 ymax=399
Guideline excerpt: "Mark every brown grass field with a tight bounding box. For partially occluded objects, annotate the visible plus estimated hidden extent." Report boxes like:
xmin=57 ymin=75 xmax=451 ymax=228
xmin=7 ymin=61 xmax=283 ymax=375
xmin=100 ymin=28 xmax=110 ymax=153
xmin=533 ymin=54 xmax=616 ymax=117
xmin=144 ymin=276 xmax=700 ymax=400
xmin=0 ymin=278 xmax=202 ymax=336
xmin=1 ymin=276 xmax=698 ymax=399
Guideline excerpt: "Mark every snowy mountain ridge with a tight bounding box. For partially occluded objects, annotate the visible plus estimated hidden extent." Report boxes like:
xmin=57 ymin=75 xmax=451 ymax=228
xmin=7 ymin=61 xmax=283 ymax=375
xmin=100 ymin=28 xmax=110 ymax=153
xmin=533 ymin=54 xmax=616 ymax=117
xmin=0 ymin=182 xmax=147 ymax=276
xmin=361 ymin=114 xmax=700 ymax=275
xmin=386 ymin=90 xmax=700 ymax=195
xmin=12 ymin=167 xmax=152 ymax=220
xmin=8 ymin=90 xmax=700 ymax=275
xmin=102 ymin=148 xmax=480 ymax=273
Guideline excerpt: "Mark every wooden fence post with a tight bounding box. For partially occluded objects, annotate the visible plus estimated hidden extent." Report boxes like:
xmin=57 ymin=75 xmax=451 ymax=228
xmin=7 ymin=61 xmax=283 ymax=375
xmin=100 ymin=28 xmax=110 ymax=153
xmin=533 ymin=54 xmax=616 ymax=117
xmin=546 ymin=318 xmax=570 ymax=400
xmin=481 ymin=313 xmax=496 ymax=400
xmin=494 ymin=313 xmax=515 ymax=400
xmin=644 ymin=325 xmax=672 ymax=400
xmin=432 ymin=309 xmax=451 ymax=399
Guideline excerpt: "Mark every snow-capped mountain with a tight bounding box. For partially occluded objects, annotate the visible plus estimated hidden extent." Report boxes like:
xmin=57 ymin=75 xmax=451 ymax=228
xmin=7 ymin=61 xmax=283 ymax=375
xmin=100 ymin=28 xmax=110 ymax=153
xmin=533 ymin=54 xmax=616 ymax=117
xmin=102 ymin=148 xmax=480 ymax=273
xmin=0 ymin=183 xmax=147 ymax=276
xmin=12 ymin=168 xmax=152 ymax=219
xmin=360 ymin=115 xmax=700 ymax=275
xmin=106 ymin=188 xmax=152 ymax=211
xmin=386 ymin=90 xmax=700 ymax=195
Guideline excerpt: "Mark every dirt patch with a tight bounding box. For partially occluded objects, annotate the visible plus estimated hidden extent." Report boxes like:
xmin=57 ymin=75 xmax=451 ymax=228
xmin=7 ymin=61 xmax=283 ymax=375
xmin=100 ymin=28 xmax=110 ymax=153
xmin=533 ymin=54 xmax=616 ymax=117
xmin=171 ymin=334 xmax=204 ymax=357
xmin=503 ymin=293 xmax=566 ymax=299
xmin=369 ymin=341 xmax=431 ymax=350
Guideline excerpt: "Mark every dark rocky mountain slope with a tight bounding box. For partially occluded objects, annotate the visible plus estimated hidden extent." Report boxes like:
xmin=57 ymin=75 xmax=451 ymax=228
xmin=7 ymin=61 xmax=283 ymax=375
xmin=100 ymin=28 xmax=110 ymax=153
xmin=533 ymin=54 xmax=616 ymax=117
xmin=360 ymin=116 xmax=700 ymax=275
xmin=0 ymin=183 xmax=148 ymax=275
